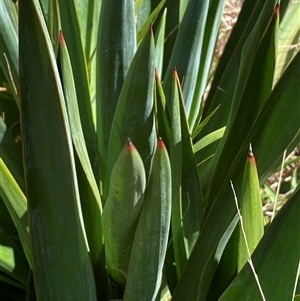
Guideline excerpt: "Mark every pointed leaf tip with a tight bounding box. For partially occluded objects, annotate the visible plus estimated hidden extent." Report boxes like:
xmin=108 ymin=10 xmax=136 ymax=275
xmin=248 ymin=144 xmax=257 ymax=166
xmin=173 ymin=68 xmax=179 ymax=80
xmin=248 ymin=143 xmax=253 ymax=157
xmin=173 ymin=69 xmax=182 ymax=88
xmin=125 ymin=138 xmax=136 ymax=151
xmin=149 ymin=23 xmax=153 ymax=34
xmin=155 ymin=69 xmax=160 ymax=80
xmin=157 ymin=137 xmax=166 ymax=149
xmin=274 ymin=3 xmax=280 ymax=16
xmin=59 ymin=30 xmax=65 ymax=44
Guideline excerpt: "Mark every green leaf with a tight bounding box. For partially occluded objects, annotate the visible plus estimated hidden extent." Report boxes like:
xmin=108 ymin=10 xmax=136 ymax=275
xmin=73 ymin=0 xmax=101 ymax=64
xmin=248 ymin=50 xmax=300 ymax=183
xmin=237 ymin=148 xmax=264 ymax=271
xmin=172 ymin=212 xmax=239 ymax=301
xmin=19 ymin=1 xmax=97 ymax=299
xmin=0 ymin=0 xmax=19 ymax=104
xmin=58 ymin=0 xmax=99 ymax=180
xmin=193 ymin=105 xmax=221 ymax=140
xmin=46 ymin=0 xmax=60 ymax=55
xmin=107 ymin=26 xmax=156 ymax=197
xmin=137 ymin=0 xmax=166 ymax=45
xmin=0 ymin=272 xmax=25 ymax=290
xmin=124 ymin=138 xmax=171 ymax=301
xmin=163 ymin=0 xmax=209 ymax=129
xmin=169 ymin=68 xmax=203 ymax=281
xmin=219 ymin=187 xmax=300 ymax=301
xmin=171 ymin=20 xmax=299 ymax=301
xmin=0 ymin=159 xmax=31 ymax=268
xmin=0 ymin=233 xmax=29 ymax=286
xmin=25 ymin=270 xmax=37 ymax=301
xmin=96 ymin=0 xmax=136 ymax=184
xmin=191 ymin=0 xmax=227 ymax=133
xmin=274 ymin=1 xmax=300 ymax=84
xmin=154 ymin=71 xmax=171 ymax=149
xmin=154 ymin=8 xmax=167 ymax=78
xmin=206 ymin=224 xmax=239 ymax=301
xmin=178 ymin=74 xmax=203 ymax=256
xmin=58 ymin=31 xmax=103 ymax=266
xmin=0 ymin=195 xmax=18 ymax=242
xmin=0 ymin=275 xmax=26 ymax=301
xmin=202 ymin=3 xmax=279 ymax=195
xmin=73 ymin=0 xmax=101 ymax=128
xmin=199 ymin=0 xmax=279 ymax=173
xmin=135 ymin=0 xmax=151 ymax=33
xmin=179 ymin=0 xmax=189 ymax=21
xmin=169 ymin=70 xmax=186 ymax=279
xmin=194 ymin=126 xmax=225 ymax=154
xmin=101 ymin=140 xmax=146 ymax=294
xmin=0 ymin=118 xmax=24 ymax=191
xmin=160 ymin=0 xmax=179 ymax=79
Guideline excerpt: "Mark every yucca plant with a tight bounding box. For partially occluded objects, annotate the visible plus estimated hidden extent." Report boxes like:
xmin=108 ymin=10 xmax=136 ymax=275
xmin=0 ymin=0 xmax=299 ymax=300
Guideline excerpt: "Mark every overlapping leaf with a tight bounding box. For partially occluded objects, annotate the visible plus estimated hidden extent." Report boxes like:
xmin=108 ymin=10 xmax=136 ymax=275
xmin=220 ymin=187 xmax=300 ymax=301
xmin=106 ymin=26 xmax=156 ymax=197
xmin=59 ymin=31 xmax=102 ymax=266
xmin=19 ymin=0 xmax=96 ymax=299
xmin=172 ymin=8 xmax=299 ymax=300
xmin=96 ymin=0 xmax=136 ymax=185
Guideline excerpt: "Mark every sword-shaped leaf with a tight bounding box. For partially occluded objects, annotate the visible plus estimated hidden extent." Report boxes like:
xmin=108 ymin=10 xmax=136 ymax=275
xmin=58 ymin=31 xmax=102 ymax=266
xmin=19 ymin=1 xmax=96 ymax=299
xmin=0 ymin=159 xmax=31 ymax=267
xmin=106 ymin=26 xmax=156 ymax=198
xmin=124 ymin=138 xmax=171 ymax=301
xmin=96 ymin=0 xmax=136 ymax=182
xmin=101 ymin=140 xmax=146 ymax=294
xmin=220 ymin=187 xmax=300 ymax=301
xmin=163 ymin=0 xmax=209 ymax=128
xmin=237 ymin=146 xmax=264 ymax=271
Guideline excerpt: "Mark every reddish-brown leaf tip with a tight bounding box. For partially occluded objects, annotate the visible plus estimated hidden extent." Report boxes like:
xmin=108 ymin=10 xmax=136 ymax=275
xmin=274 ymin=3 xmax=280 ymax=16
xmin=248 ymin=155 xmax=257 ymax=166
xmin=248 ymin=143 xmax=254 ymax=157
xmin=155 ymin=69 xmax=160 ymax=80
xmin=149 ymin=23 xmax=153 ymax=34
xmin=173 ymin=69 xmax=182 ymax=88
xmin=157 ymin=137 xmax=166 ymax=149
xmin=173 ymin=68 xmax=178 ymax=79
xmin=125 ymin=137 xmax=136 ymax=151
xmin=248 ymin=143 xmax=257 ymax=165
xmin=59 ymin=30 xmax=65 ymax=44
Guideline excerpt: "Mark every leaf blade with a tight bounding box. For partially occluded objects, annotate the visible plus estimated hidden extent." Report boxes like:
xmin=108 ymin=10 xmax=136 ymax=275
xmin=220 ymin=187 xmax=300 ymax=301
xmin=19 ymin=1 xmax=97 ymax=299
xmin=59 ymin=31 xmax=103 ymax=266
